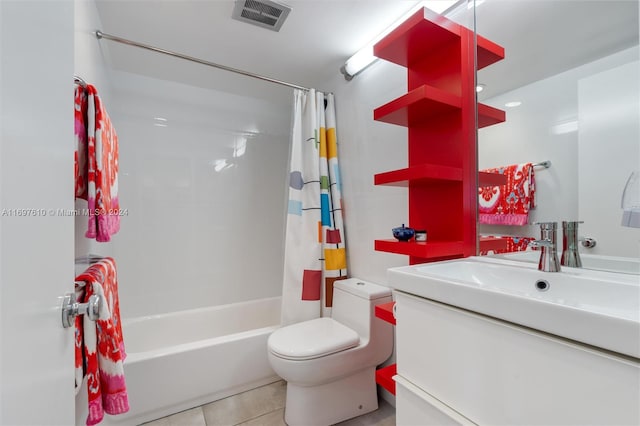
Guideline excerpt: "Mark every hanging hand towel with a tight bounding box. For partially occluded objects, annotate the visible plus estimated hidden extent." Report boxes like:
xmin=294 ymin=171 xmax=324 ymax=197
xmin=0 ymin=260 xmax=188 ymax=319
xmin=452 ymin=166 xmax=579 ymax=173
xmin=75 ymin=84 xmax=120 ymax=242
xmin=75 ymin=257 xmax=129 ymax=426
xmin=478 ymin=162 xmax=535 ymax=225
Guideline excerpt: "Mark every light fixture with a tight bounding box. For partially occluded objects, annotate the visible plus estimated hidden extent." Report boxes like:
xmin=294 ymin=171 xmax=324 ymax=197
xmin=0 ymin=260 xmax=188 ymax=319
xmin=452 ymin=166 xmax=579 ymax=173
xmin=504 ymin=101 xmax=522 ymax=108
xmin=476 ymin=84 xmax=486 ymax=92
xmin=340 ymin=0 xmax=460 ymax=80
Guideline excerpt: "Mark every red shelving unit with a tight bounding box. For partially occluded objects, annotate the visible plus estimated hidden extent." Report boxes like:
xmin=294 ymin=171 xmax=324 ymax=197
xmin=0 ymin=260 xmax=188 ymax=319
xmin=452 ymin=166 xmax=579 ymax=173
xmin=375 ymin=303 xmax=397 ymax=395
xmin=478 ymin=171 xmax=507 ymax=187
xmin=375 ymin=301 xmax=396 ymax=326
xmin=375 ymin=239 xmax=464 ymax=259
xmin=479 ymin=235 xmax=509 ymax=253
xmin=372 ymin=7 xmax=505 ymax=264
xmin=375 ymin=163 xmax=462 ymax=186
xmin=376 ymin=364 xmax=397 ymax=396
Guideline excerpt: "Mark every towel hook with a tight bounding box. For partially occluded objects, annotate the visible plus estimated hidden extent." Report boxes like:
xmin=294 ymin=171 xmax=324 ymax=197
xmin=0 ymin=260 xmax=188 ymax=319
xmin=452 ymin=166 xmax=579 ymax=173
xmin=61 ymin=292 xmax=102 ymax=328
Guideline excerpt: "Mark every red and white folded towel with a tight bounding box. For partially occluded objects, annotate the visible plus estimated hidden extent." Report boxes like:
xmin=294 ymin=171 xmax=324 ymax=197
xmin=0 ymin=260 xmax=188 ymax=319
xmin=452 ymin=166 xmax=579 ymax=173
xmin=478 ymin=162 xmax=535 ymax=225
xmin=75 ymin=257 xmax=129 ymax=425
xmin=74 ymin=83 xmax=120 ymax=242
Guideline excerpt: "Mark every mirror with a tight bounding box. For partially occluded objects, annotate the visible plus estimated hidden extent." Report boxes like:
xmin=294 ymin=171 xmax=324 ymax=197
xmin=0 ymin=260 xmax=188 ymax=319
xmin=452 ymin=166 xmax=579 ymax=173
xmin=474 ymin=0 xmax=639 ymax=273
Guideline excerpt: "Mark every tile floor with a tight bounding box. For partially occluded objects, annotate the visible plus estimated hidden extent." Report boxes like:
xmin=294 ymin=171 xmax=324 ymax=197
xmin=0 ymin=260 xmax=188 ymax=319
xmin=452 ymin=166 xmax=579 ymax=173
xmin=142 ymin=380 xmax=395 ymax=426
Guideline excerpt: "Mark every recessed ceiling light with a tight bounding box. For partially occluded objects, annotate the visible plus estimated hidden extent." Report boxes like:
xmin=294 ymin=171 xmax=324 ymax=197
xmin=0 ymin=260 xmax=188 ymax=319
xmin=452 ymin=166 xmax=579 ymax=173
xmin=476 ymin=84 xmax=486 ymax=92
xmin=505 ymin=101 xmax=522 ymax=108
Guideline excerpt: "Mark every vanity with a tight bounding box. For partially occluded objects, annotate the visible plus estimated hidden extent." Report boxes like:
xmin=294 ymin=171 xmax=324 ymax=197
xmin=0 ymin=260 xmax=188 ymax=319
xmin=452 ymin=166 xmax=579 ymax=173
xmin=388 ymin=257 xmax=640 ymax=425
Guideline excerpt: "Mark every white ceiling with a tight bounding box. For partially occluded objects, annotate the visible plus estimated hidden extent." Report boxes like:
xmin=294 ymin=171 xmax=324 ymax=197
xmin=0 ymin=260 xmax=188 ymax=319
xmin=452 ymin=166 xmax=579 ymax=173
xmin=95 ymin=0 xmax=639 ymax=102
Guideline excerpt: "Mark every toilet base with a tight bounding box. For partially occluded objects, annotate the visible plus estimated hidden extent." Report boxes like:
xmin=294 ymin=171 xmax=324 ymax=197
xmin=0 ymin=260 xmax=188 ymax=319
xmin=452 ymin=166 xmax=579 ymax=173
xmin=284 ymin=367 xmax=379 ymax=426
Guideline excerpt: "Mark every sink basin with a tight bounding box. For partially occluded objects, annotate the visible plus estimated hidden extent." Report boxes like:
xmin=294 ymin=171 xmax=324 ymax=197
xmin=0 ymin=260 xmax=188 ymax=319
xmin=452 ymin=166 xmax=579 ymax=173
xmin=388 ymin=257 xmax=640 ymax=358
xmin=489 ymin=251 xmax=640 ymax=275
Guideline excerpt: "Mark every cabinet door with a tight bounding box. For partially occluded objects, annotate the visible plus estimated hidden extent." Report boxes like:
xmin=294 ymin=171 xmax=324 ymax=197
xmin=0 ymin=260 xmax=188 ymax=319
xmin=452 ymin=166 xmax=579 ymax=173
xmin=395 ymin=291 xmax=640 ymax=425
xmin=396 ymin=376 xmax=475 ymax=426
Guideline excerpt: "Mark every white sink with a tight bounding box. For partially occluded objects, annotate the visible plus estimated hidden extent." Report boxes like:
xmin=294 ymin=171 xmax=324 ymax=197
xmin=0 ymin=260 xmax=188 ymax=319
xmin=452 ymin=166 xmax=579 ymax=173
xmin=489 ymin=251 xmax=640 ymax=275
xmin=388 ymin=257 xmax=640 ymax=358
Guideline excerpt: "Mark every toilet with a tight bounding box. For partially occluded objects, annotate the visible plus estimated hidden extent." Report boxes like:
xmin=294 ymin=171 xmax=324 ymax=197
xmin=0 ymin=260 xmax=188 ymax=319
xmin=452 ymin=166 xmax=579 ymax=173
xmin=267 ymin=278 xmax=393 ymax=426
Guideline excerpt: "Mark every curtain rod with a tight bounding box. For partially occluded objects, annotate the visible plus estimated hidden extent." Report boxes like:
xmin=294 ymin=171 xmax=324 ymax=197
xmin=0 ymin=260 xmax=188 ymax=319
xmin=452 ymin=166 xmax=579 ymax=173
xmin=95 ymin=30 xmax=312 ymax=92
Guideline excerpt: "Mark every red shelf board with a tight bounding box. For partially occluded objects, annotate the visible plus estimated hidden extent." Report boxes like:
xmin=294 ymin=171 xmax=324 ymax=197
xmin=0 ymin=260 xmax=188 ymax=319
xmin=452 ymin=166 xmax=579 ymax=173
xmin=374 ymin=8 xmax=460 ymax=67
xmin=375 ymin=239 xmax=464 ymax=258
xmin=480 ymin=236 xmax=509 ymax=252
xmin=478 ymin=171 xmax=507 ymax=187
xmin=373 ymin=8 xmax=504 ymax=71
xmin=477 ymin=35 xmax=505 ymax=70
xmin=376 ymin=364 xmax=397 ymax=396
xmin=374 ymin=85 xmax=461 ymax=127
xmin=478 ymin=103 xmax=506 ymax=128
xmin=375 ymin=302 xmax=396 ymax=325
xmin=375 ymin=164 xmax=463 ymax=186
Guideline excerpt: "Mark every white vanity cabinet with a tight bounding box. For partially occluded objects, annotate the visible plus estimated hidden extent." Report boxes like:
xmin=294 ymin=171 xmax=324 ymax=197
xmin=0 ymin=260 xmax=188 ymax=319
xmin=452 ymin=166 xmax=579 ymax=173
xmin=394 ymin=291 xmax=640 ymax=425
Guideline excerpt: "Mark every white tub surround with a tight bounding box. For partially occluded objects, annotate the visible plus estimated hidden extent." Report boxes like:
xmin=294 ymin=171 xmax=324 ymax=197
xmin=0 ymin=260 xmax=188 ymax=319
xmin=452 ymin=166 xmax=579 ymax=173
xmin=75 ymin=297 xmax=281 ymax=425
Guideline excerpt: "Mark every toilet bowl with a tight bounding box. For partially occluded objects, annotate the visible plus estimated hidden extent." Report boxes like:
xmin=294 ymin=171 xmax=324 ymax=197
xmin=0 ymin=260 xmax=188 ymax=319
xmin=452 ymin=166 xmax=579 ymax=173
xmin=267 ymin=278 xmax=393 ymax=426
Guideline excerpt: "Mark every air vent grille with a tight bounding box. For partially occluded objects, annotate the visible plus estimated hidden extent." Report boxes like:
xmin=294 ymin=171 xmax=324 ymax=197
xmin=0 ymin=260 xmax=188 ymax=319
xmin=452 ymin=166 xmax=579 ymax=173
xmin=232 ymin=0 xmax=291 ymax=32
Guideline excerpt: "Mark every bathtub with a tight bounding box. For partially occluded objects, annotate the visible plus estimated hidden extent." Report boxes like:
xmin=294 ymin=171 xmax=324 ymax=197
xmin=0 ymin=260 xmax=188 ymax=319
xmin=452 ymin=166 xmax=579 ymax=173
xmin=75 ymin=296 xmax=282 ymax=425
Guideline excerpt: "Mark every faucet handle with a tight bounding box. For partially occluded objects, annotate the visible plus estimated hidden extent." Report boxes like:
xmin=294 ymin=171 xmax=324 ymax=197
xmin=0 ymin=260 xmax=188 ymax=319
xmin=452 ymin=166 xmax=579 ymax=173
xmin=562 ymin=221 xmax=584 ymax=229
xmin=533 ymin=221 xmax=558 ymax=230
xmin=529 ymin=239 xmax=554 ymax=250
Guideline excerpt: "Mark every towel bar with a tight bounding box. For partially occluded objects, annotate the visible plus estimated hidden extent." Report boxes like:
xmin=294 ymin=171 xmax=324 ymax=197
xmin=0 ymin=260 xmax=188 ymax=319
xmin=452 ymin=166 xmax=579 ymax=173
xmin=61 ymin=292 xmax=102 ymax=328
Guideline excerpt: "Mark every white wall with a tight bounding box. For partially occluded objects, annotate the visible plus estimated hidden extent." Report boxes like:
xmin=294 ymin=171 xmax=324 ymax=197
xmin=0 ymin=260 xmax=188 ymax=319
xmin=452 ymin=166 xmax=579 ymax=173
xmin=108 ymin=71 xmax=291 ymax=318
xmin=478 ymin=46 xmax=639 ymax=257
xmin=578 ymin=57 xmax=640 ymax=257
xmin=73 ymin=0 xmax=291 ymax=319
xmin=325 ymin=60 xmax=410 ymax=286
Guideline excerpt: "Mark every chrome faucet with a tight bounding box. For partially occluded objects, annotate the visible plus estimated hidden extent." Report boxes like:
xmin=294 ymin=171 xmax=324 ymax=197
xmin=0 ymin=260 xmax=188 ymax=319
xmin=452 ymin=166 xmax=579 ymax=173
xmin=561 ymin=221 xmax=583 ymax=268
xmin=529 ymin=222 xmax=561 ymax=272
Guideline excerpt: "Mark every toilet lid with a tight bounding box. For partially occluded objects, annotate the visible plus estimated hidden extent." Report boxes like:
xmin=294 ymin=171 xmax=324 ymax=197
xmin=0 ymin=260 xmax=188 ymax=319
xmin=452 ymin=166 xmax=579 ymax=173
xmin=269 ymin=317 xmax=359 ymax=360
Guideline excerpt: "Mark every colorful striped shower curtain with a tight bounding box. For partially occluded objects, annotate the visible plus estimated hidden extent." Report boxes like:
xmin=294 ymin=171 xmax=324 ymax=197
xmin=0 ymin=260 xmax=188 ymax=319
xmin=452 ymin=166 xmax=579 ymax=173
xmin=281 ymin=89 xmax=347 ymax=325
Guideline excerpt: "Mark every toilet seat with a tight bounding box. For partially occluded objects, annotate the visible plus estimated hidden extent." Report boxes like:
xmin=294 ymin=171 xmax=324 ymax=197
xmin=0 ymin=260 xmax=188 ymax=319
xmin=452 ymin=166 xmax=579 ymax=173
xmin=269 ymin=317 xmax=359 ymax=360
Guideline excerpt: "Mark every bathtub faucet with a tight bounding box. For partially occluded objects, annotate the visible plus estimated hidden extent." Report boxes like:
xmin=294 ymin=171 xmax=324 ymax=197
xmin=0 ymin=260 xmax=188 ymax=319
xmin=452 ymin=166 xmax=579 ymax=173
xmin=529 ymin=222 xmax=561 ymax=272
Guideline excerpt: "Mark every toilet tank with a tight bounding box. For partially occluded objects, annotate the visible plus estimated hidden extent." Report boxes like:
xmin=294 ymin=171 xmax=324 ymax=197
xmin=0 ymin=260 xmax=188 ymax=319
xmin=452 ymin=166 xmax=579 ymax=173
xmin=332 ymin=278 xmax=392 ymax=340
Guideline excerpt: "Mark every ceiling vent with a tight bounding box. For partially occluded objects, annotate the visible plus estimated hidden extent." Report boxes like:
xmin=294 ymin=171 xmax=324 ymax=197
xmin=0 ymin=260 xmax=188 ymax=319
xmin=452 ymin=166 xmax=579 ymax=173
xmin=232 ymin=0 xmax=292 ymax=32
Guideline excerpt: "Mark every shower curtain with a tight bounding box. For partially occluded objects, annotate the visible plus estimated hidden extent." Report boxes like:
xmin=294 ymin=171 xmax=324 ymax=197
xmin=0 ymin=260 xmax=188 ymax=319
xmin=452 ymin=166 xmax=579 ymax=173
xmin=281 ymin=89 xmax=347 ymax=325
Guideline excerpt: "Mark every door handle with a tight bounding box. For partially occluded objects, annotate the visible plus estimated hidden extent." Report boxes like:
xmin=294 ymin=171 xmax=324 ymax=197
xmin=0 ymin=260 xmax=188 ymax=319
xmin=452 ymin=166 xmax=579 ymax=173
xmin=61 ymin=293 xmax=102 ymax=328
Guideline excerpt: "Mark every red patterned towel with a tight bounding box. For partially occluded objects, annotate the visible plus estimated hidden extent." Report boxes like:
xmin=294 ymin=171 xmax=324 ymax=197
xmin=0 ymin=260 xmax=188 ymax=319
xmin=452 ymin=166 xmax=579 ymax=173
xmin=74 ymin=84 xmax=120 ymax=242
xmin=478 ymin=163 xmax=535 ymax=225
xmin=75 ymin=258 xmax=129 ymax=425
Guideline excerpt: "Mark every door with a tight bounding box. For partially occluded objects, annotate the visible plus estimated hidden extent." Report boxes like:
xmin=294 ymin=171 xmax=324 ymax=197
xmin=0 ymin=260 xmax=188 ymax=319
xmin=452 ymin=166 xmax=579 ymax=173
xmin=0 ymin=1 xmax=75 ymax=424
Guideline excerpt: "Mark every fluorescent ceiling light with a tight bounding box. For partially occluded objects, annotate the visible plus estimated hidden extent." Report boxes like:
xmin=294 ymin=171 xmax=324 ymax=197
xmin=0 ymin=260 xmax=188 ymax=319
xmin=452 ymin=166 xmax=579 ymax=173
xmin=340 ymin=0 xmax=460 ymax=80
xmin=505 ymin=101 xmax=522 ymax=108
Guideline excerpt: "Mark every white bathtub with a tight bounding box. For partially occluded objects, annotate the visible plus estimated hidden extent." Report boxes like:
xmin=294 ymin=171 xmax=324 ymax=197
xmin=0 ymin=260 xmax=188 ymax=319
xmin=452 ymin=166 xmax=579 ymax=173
xmin=75 ymin=296 xmax=281 ymax=425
